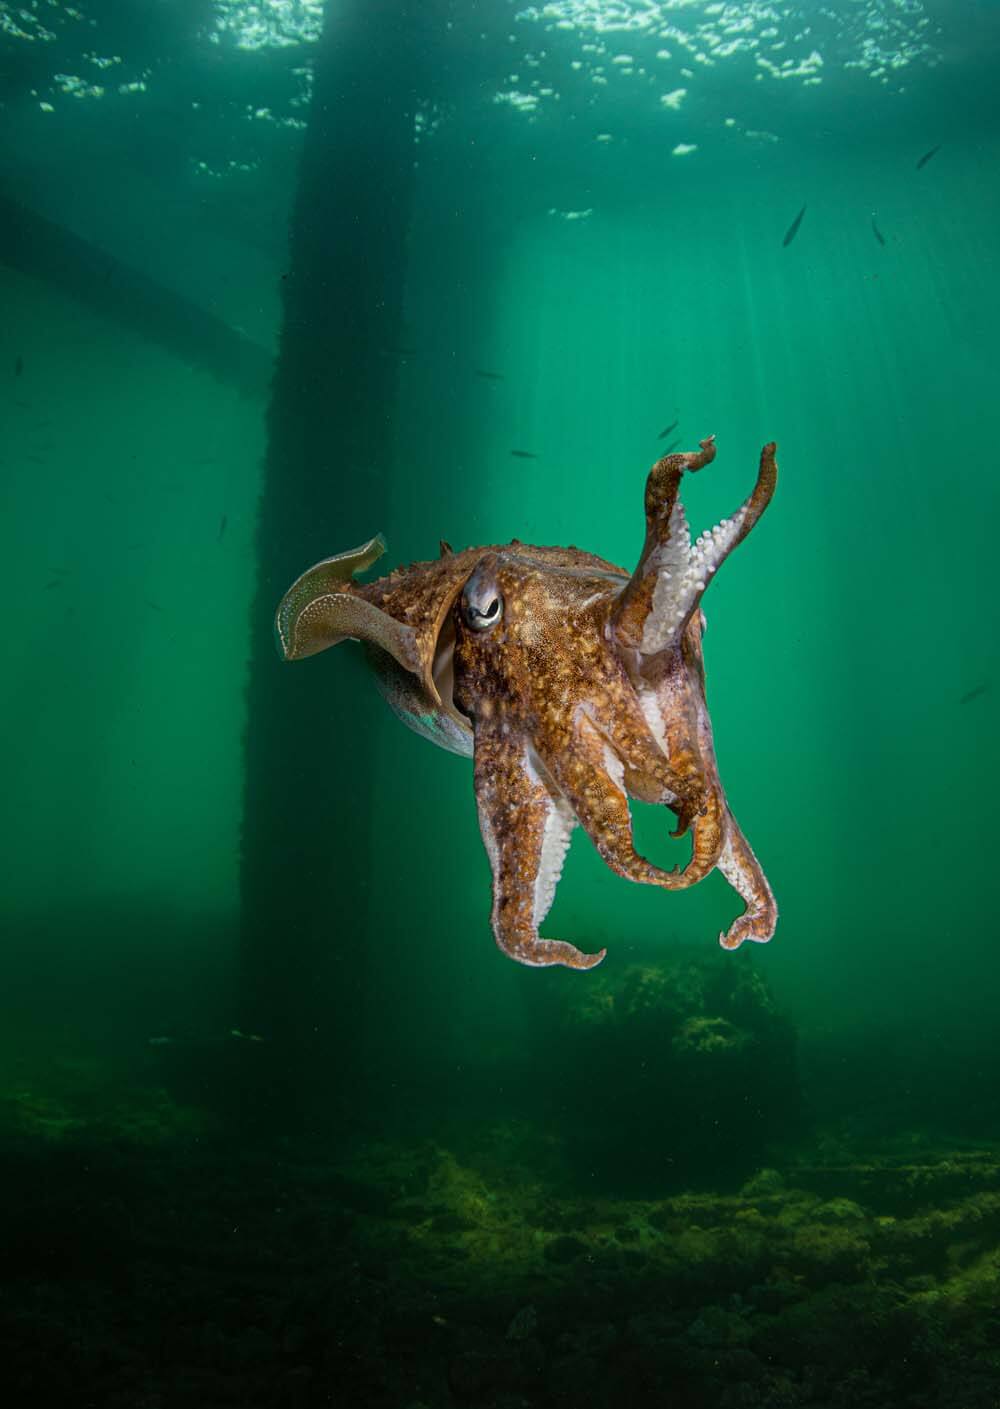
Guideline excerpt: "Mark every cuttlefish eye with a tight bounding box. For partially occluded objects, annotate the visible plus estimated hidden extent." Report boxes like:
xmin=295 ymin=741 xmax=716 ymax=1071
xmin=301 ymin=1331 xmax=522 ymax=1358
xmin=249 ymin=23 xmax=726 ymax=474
xmin=462 ymin=593 xmax=504 ymax=632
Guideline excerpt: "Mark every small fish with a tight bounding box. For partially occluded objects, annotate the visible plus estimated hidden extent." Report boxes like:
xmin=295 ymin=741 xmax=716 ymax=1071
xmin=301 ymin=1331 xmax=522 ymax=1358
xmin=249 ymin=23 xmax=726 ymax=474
xmin=475 ymin=369 xmax=505 ymax=381
xmin=510 ymin=449 xmax=538 ymax=459
xmin=660 ymin=437 xmax=681 ymax=454
xmin=782 ymin=205 xmax=806 ymax=247
xmin=218 ymin=513 xmax=228 ymax=542
xmin=144 ymin=599 xmax=164 ymax=612
xmin=26 ymin=454 xmax=45 ymax=464
xmin=959 ymin=683 xmax=987 ymax=706
xmin=14 ymin=355 xmax=23 ymax=377
xmin=871 ymin=214 xmax=885 ymax=247
xmin=916 ymin=145 xmax=940 ymax=170
xmin=439 ymin=539 xmax=454 ymax=557
xmin=148 ymin=1029 xmax=265 ymax=1047
xmin=43 ymin=579 xmax=63 ymax=590
xmin=657 ymin=419 xmax=679 ymax=439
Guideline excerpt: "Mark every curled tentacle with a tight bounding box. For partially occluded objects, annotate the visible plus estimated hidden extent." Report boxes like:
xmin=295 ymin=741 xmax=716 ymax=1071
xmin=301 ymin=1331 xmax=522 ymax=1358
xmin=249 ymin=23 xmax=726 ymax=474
xmin=716 ymin=808 xmax=778 ymax=949
xmin=542 ymin=712 xmax=704 ymax=893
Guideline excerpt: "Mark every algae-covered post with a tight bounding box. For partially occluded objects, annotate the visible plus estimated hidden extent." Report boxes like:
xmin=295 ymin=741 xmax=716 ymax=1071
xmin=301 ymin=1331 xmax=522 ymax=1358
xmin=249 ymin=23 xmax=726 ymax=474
xmin=238 ymin=0 xmax=423 ymax=1118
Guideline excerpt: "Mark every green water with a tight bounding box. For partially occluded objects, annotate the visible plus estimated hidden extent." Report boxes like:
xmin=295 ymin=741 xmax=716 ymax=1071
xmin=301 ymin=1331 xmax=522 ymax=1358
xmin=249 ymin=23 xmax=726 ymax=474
xmin=1 ymin=2 xmax=999 ymax=1404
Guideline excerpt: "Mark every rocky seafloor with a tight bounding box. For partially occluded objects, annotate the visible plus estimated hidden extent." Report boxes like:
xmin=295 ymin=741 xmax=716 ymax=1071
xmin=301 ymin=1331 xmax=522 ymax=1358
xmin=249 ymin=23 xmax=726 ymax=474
xmin=2 ymin=961 xmax=1000 ymax=1408
xmin=4 ymin=1103 xmax=1000 ymax=1407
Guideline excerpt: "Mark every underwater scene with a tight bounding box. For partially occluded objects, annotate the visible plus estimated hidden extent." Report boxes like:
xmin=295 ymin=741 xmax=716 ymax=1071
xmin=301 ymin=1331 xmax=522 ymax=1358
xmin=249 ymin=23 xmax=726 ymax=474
xmin=2 ymin=0 xmax=999 ymax=1404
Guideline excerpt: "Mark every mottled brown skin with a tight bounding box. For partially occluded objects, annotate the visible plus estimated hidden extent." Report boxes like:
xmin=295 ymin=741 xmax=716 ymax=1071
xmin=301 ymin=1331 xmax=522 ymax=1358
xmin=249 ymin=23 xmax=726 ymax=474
xmin=275 ymin=438 xmax=778 ymax=970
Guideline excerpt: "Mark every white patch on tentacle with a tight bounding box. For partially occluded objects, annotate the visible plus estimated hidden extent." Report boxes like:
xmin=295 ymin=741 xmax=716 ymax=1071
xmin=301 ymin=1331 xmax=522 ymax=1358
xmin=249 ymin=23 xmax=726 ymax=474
xmin=638 ymin=683 xmax=667 ymax=752
xmin=601 ymin=744 xmax=626 ymax=795
xmin=524 ymin=750 xmax=577 ymax=926
xmin=478 ymin=792 xmax=500 ymax=881
xmin=640 ymin=501 xmax=747 ymax=653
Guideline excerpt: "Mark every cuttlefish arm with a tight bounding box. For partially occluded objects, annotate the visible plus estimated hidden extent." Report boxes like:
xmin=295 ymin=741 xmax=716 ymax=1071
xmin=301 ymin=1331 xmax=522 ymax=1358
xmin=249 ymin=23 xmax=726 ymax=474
xmin=717 ymin=812 xmax=777 ymax=948
xmin=611 ymin=438 xmax=776 ymax=883
xmin=472 ymin=722 xmax=600 ymax=970
xmin=617 ymin=441 xmax=779 ymax=948
xmin=681 ymin=614 xmax=778 ymax=949
xmin=540 ymin=709 xmax=683 ymax=891
xmin=612 ymin=437 xmax=777 ymax=656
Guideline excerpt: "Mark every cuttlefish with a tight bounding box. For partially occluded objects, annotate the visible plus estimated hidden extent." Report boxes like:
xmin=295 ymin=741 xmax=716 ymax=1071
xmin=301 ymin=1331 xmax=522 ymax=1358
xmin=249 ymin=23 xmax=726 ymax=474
xmin=276 ymin=436 xmax=777 ymax=970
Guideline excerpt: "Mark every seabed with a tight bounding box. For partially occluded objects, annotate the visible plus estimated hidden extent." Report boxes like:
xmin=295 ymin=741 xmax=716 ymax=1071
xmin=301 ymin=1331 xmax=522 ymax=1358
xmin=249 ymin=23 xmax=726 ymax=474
xmin=3 ymin=1007 xmax=999 ymax=1409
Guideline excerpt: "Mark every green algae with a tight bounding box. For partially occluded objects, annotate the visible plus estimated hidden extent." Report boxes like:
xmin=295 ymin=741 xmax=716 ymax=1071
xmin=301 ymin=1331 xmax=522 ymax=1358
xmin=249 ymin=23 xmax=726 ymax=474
xmin=5 ymin=1035 xmax=1000 ymax=1408
xmin=0 ymin=1049 xmax=214 ymax=1147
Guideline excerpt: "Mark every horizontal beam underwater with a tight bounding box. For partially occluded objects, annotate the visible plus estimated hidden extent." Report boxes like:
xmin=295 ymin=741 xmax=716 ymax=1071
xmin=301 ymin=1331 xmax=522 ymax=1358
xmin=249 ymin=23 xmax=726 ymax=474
xmin=0 ymin=186 xmax=274 ymax=399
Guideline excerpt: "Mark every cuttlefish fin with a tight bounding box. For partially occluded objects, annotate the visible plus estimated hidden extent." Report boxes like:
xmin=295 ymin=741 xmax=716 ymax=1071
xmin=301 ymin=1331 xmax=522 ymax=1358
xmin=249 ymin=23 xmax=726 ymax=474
xmin=274 ymin=533 xmax=423 ymax=679
xmin=473 ymin=728 xmax=602 ymax=971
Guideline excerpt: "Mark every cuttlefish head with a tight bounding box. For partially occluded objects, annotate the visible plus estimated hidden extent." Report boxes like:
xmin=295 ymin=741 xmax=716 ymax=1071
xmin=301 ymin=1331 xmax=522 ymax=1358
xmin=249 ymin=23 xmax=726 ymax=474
xmin=275 ymin=534 xmax=488 ymax=752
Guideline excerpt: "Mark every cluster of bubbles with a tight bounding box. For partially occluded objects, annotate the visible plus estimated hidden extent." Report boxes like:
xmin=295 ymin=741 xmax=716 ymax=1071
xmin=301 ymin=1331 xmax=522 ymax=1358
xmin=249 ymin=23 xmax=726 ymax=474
xmin=210 ymin=0 xmax=323 ymax=53
xmin=495 ymin=0 xmax=940 ymax=124
xmin=4 ymin=0 xmax=943 ymax=158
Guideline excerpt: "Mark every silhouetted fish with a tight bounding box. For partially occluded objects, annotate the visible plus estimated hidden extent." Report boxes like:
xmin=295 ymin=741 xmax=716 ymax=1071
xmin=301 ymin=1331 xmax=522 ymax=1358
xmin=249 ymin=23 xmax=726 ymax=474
xmin=476 ymin=369 xmax=505 ymax=381
xmin=148 ymin=1028 xmax=265 ymax=1048
xmin=218 ymin=514 xmax=228 ymax=542
xmin=658 ymin=419 xmax=679 ymax=439
xmin=43 ymin=580 xmax=63 ymax=590
xmin=916 ymin=145 xmax=940 ymax=170
xmin=660 ymin=438 xmax=681 ymax=454
xmin=782 ymin=205 xmax=806 ymax=247
xmin=959 ymin=683 xmax=987 ymax=706
xmin=510 ymin=449 xmax=538 ymax=459
xmin=14 ymin=355 xmax=23 ymax=377
xmin=871 ymin=215 xmax=885 ymax=247
xmin=145 ymin=599 xmax=164 ymax=612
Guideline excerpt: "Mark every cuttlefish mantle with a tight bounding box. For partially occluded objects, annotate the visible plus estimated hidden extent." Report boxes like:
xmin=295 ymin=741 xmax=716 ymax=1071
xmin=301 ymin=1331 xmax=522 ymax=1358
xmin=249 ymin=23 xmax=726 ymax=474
xmin=276 ymin=436 xmax=778 ymax=971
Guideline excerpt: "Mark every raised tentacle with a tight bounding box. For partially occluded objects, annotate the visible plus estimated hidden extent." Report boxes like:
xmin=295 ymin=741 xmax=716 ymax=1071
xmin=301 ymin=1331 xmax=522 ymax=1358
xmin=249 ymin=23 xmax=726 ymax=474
xmin=611 ymin=436 xmax=716 ymax=651
xmin=612 ymin=440 xmax=777 ymax=657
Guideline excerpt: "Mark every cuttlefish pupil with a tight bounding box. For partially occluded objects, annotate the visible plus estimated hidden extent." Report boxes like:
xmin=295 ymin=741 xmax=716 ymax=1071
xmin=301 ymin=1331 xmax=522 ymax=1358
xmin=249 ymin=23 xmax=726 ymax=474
xmin=464 ymin=597 xmax=502 ymax=631
xmin=275 ymin=435 xmax=779 ymax=972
